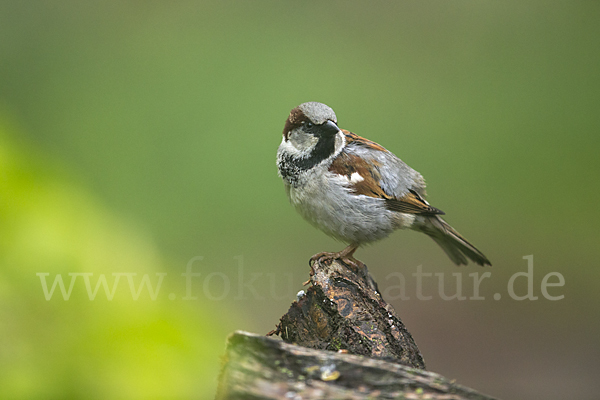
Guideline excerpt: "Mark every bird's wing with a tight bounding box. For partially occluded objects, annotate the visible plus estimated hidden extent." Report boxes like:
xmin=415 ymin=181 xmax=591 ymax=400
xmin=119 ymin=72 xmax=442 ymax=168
xmin=329 ymin=130 xmax=443 ymax=215
xmin=385 ymin=189 xmax=445 ymax=215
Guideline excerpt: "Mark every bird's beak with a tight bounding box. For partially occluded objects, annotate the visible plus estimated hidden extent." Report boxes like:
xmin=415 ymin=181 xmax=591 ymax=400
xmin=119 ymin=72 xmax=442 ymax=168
xmin=322 ymin=120 xmax=340 ymax=136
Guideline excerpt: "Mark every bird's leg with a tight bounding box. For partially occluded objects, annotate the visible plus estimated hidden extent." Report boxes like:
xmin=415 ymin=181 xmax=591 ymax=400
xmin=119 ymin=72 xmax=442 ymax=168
xmin=309 ymin=243 xmax=362 ymax=269
xmin=337 ymin=243 xmax=367 ymax=273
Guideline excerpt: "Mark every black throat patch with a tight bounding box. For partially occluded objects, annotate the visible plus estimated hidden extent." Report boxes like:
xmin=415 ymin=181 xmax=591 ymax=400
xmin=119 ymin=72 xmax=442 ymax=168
xmin=279 ymin=134 xmax=337 ymax=186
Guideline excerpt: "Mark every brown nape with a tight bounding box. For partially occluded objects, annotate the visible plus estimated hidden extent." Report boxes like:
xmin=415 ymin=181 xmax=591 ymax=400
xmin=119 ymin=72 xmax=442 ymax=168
xmin=282 ymin=107 xmax=308 ymax=140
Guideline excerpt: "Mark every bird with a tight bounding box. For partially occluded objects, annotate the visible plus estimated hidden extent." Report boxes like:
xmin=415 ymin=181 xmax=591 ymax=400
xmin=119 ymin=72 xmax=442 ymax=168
xmin=276 ymin=102 xmax=491 ymax=268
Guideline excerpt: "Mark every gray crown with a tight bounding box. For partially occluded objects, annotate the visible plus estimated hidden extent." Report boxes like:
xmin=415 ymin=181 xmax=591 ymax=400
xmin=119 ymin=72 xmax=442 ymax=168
xmin=298 ymin=102 xmax=337 ymax=125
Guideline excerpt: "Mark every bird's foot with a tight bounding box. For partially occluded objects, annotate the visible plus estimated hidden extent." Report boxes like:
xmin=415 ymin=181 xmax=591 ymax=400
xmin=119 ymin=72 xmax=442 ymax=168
xmin=338 ymin=256 xmax=366 ymax=273
xmin=308 ymin=243 xmax=362 ymax=270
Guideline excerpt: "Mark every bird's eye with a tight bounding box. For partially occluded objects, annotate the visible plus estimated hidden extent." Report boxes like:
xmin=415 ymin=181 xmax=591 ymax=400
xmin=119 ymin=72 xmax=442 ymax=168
xmin=305 ymin=121 xmax=314 ymax=129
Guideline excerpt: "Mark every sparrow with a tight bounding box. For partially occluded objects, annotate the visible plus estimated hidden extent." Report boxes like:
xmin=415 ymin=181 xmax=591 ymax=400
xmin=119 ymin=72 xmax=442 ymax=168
xmin=276 ymin=102 xmax=491 ymax=267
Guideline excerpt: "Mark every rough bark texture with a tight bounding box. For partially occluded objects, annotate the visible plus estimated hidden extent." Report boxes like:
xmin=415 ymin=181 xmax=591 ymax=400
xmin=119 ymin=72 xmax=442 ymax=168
xmin=215 ymin=258 xmax=497 ymax=399
xmin=273 ymin=258 xmax=425 ymax=369
xmin=216 ymin=331 xmax=497 ymax=400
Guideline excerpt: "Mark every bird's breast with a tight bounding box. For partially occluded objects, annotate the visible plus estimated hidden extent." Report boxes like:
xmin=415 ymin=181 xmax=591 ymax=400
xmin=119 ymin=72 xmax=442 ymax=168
xmin=285 ymin=169 xmax=401 ymax=244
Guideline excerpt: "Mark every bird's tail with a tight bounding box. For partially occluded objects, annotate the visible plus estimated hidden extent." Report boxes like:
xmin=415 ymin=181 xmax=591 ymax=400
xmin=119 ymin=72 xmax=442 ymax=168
xmin=415 ymin=215 xmax=491 ymax=266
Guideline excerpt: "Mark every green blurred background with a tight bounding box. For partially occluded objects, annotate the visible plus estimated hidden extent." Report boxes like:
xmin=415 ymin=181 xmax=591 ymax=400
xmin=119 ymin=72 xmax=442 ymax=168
xmin=1 ymin=1 xmax=599 ymax=399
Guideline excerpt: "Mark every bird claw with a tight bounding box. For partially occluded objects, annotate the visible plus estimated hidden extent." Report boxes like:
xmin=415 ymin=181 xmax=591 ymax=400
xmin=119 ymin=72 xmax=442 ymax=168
xmin=339 ymin=256 xmax=365 ymax=271
xmin=309 ymin=251 xmax=337 ymax=268
xmin=308 ymin=245 xmax=365 ymax=274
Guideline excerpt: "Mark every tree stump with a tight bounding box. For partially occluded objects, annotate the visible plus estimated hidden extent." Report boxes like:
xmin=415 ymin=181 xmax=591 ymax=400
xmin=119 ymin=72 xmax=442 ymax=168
xmin=272 ymin=258 xmax=425 ymax=369
xmin=216 ymin=258 xmax=497 ymax=399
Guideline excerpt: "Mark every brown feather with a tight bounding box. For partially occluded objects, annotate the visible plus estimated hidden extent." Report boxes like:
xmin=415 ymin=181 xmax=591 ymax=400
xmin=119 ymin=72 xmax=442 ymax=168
xmin=386 ymin=191 xmax=445 ymax=215
xmin=282 ymin=107 xmax=309 ymax=140
xmin=329 ymin=152 xmax=390 ymax=199
xmin=342 ymin=129 xmax=387 ymax=152
xmin=330 ymin=149 xmax=444 ymax=216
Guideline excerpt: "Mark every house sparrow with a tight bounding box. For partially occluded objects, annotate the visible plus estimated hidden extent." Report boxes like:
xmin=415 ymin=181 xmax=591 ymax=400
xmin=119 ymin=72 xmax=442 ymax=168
xmin=276 ymin=102 xmax=491 ymax=267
